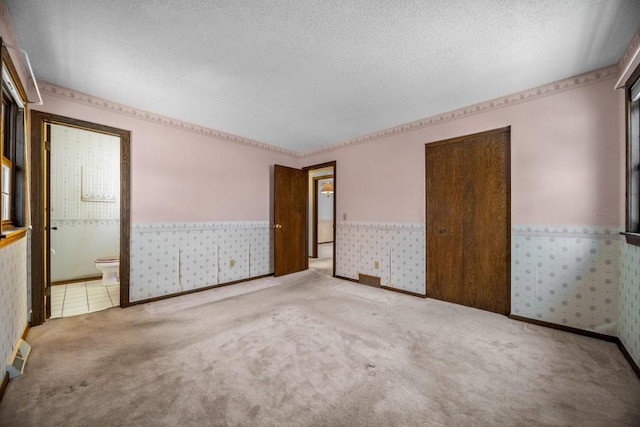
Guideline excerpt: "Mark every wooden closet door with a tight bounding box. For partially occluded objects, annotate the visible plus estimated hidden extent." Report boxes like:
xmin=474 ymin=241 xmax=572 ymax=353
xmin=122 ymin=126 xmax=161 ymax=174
xmin=425 ymin=127 xmax=510 ymax=315
xmin=425 ymin=142 xmax=466 ymax=306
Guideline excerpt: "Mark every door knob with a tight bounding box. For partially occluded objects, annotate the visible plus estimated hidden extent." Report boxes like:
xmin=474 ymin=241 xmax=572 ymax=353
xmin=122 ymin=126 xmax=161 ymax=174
xmin=46 ymin=227 xmax=58 ymax=230
xmin=273 ymin=224 xmax=282 ymax=229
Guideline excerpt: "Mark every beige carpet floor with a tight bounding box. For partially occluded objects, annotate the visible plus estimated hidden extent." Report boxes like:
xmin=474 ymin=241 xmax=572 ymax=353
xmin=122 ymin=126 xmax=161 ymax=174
xmin=309 ymin=257 xmax=333 ymax=276
xmin=1 ymin=270 xmax=639 ymax=426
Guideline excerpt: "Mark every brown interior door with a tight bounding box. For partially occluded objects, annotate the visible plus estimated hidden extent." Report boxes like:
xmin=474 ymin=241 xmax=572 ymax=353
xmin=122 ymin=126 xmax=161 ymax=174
xmin=425 ymin=127 xmax=510 ymax=315
xmin=425 ymin=142 xmax=466 ymax=305
xmin=274 ymin=164 xmax=307 ymax=276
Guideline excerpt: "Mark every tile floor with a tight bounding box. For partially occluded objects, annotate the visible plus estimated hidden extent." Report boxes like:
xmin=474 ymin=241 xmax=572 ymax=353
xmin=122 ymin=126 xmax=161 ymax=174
xmin=50 ymin=280 xmax=120 ymax=318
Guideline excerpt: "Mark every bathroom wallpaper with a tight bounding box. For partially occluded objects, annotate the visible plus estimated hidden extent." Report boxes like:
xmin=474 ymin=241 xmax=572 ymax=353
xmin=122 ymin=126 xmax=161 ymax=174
xmin=336 ymin=222 xmax=426 ymax=295
xmin=50 ymin=124 xmax=120 ymax=221
xmin=49 ymin=124 xmax=121 ymax=282
xmin=130 ymin=222 xmax=271 ymax=302
xmin=0 ymin=238 xmax=28 ymax=379
xmin=619 ymin=242 xmax=640 ymax=367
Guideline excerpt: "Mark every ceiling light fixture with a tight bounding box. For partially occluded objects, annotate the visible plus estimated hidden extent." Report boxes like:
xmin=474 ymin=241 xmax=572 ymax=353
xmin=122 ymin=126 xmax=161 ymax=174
xmin=320 ymin=181 xmax=334 ymax=197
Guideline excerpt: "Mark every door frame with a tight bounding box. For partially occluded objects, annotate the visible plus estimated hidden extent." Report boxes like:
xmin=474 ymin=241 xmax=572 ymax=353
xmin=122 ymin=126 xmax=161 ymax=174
xmin=303 ymin=161 xmax=337 ymax=277
xmin=310 ymin=174 xmax=334 ymax=258
xmin=30 ymin=111 xmax=131 ymax=325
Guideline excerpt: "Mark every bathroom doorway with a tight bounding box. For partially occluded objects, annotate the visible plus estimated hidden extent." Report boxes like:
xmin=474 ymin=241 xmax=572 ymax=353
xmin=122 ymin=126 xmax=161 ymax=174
xmin=48 ymin=123 xmax=121 ymax=317
xmin=30 ymin=112 xmax=131 ymax=325
xmin=306 ymin=162 xmax=335 ymax=276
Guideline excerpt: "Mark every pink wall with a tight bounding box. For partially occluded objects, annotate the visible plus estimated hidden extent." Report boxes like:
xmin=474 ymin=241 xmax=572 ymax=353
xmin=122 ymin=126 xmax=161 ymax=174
xmin=33 ymin=71 xmax=623 ymax=226
xmin=303 ymin=76 xmax=622 ymax=226
xmin=35 ymin=91 xmax=299 ymax=223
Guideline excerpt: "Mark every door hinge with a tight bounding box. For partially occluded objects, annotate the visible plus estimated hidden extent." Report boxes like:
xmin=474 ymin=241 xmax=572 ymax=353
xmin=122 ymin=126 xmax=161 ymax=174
xmin=45 ymin=287 xmax=51 ymax=297
xmin=44 ymin=140 xmax=51 ymax=151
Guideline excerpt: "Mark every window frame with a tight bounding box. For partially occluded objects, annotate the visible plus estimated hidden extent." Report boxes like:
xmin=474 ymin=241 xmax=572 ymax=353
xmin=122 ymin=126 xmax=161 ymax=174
xmin=624 ymin=65 xmax=640 ymax=247
xmin=2 ymin=87 xmax=17 ymax=228
xmin=0 ymin=42 xmax=28 ymax=246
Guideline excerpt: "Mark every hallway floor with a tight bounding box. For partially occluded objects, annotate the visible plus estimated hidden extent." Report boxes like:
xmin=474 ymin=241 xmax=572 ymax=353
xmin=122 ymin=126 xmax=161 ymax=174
xmin=50 ymin=280 xmax=120 ymax=318
xmin=309 ymin=242 xmax=333 ymax=276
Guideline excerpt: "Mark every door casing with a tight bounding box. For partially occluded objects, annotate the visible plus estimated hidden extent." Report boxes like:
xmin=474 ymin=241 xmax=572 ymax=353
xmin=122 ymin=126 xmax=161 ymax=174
xmin=30 ymin=111 xmax=131 ymax=325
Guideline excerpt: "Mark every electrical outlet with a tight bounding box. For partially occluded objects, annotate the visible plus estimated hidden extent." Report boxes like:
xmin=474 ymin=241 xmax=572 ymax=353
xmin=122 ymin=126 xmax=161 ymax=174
xmin=374 ymin=261 xmax=379 ymax=269
xmin=230 ymin=259 xmax=235 ymax=267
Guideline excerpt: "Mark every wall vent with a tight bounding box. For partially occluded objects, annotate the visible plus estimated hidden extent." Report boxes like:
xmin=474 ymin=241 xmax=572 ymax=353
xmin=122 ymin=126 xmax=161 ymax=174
xmin=358 ymin=273 xmax=381 ymax=287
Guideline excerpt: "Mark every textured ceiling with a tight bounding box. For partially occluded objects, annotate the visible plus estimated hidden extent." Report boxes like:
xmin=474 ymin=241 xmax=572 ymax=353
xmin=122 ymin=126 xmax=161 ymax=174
xmin=6 ymin=0 xmax=640 ymax=152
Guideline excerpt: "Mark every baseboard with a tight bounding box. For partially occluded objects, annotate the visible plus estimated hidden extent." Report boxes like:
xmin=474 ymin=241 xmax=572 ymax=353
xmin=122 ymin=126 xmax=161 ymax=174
xmin=509 ymin=315 xmax=640 ymax=379
xmin=335 ymin=275 xmax=359 ymax=283
xmin=334 ymin=275 xmax=426 ymax=298
xmin=380 ymin=285 xmax=427 ymax=298
xmin=128 ymin=273 xmax=274 ymax=306
xmin=509 ymin=315 xmax=617 ymax=342
xmin=616 ymin=338 xmax=640 ymax=379
xmin=0 ymin=371 xmax=8 ymax=403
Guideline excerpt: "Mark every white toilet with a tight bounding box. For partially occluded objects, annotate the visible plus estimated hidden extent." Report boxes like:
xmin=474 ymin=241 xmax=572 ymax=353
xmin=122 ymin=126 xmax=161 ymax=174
xmin=95 ymin=256 xmax=120 ymax=286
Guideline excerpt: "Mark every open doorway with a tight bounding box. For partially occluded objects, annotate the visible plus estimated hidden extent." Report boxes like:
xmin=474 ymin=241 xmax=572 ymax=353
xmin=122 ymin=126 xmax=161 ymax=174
xmin=30 ymin=111 xmax=131 ymax=325
xmin=306 ymin=163 xmax=335 ymax=276
xmin=48 ymin=123 xmax=122 ymax=317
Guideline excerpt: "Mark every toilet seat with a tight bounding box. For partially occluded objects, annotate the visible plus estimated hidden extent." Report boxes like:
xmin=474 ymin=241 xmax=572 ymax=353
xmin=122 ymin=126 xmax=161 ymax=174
xmin=96 ymin=256 xmax=119 ymax=264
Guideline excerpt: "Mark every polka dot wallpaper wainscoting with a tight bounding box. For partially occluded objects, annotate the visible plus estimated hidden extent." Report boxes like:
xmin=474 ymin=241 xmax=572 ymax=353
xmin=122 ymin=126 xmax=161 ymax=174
xmin=511 ymin=225 xmax=620 ymax=335
xmin=336 ymin=222 xmax=624 ymax=338
xmin=0 ymin=237 xmax=28 ymax=378
xmin=619 ymin=242 xmax=640 ymax=368
xmin=130 ymin=222 xmax=271 ymax=302
xmin=336 ymin=222 xmax=426 ymax=295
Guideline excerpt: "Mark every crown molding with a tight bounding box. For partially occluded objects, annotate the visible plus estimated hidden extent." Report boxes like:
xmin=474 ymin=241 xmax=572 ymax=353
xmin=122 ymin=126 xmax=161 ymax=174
xmin=299 ymin=64 xmax=620 ymax=158
xmin=38 ymin=81 xmax=299 ymax=158
xmin=619 ymin=26 xmax=640 ymax=71
xmin=615 ymin=25 xmax=640 ymax=89
xmin=39 ymin=61 xmax=619 ymax=161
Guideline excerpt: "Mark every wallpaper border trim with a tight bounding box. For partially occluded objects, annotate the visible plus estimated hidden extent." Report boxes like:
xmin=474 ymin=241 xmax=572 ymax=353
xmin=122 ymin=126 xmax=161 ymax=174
xmin=512 ymin=224 xmax=621 ymax=240
xmin=616 ymin=25 xmax=640 ymax=88
xmin=337 ymin=222 xmax=424 ymax=231
xmin=38 ymin=82 xmax=299 ymax=158
xmin=51 ymin=219 xmax=120 ymax=227
xmin=39 ymin=64 xmax=618 ymax=160
xmin=132 ymin=221 xmax=270 ymax=233
xmin=300 ymin=65 xmax=619 ymax=158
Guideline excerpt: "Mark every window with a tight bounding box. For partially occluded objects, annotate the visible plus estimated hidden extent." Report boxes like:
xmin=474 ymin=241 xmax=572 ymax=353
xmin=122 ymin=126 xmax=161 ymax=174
xmin=625 ymin=72 xmax=640 ymax=246
xmin=0 ymin=52 xmax=26 ymax=237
